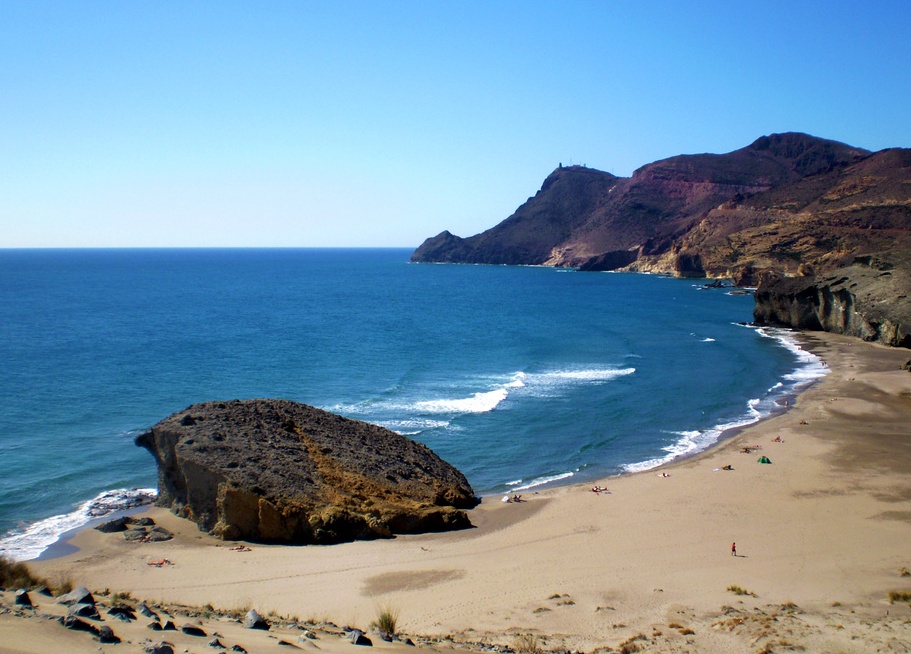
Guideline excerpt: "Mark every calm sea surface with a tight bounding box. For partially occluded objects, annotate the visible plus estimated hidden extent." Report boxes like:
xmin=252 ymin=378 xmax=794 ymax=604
xmin=0 ymin=248 xmax=824 ymax=559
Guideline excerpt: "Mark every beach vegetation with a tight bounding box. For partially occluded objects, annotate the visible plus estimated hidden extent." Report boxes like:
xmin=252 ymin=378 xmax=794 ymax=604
xmin=370 ymin=604 xmax=399 ymax=636
xmin=512 ymin=633 xmax=544 ymax=654
xmin=617 ymin=633 xmax=647 ymax=653
xmin=726 ymin=584 xmax=757 ymax=597
xmin=52 ymin=574 xmax=74 ymax=596
xmin=0 ymin=556 xmax=44 ymax=589
xmin=901 ymin=567 xmax=910 ymax=577
xmin=111 ymin=590 xmax=135 ymax=604
xmin=224 ymin=601 xmax=253 ymax=621
xmin=888 ymin=590 xmax=911 ymax=603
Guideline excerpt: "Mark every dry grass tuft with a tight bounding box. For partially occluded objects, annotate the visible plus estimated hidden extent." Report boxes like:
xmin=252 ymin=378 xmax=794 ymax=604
xmin=370 ymin=604 xmax=399 ymax=636
xmin=727 ymin=584 xmax=757 ymax=597
xmin=888 ymin=590 xmax=911 ymax=603
xmin=512 ymin=633 xmax=544 ymax=654
xmin=617 ymin=633 xmax=647 ymax=654
xmin=0 ymin=557 xmax=44 ymax=590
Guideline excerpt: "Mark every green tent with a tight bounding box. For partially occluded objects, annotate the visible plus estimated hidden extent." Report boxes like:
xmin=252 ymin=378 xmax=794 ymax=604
xmin=757 ymin=456 xmax=772 ymax=464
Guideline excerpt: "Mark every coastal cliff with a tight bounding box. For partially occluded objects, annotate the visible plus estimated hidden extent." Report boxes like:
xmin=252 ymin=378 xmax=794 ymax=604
xmin=413 ymin=133 xmax=911 ymax=347
xmin=136 ymin=399 xmax=478 ymax=544
xmin=754 ymin=257 xmax=911 ymax=348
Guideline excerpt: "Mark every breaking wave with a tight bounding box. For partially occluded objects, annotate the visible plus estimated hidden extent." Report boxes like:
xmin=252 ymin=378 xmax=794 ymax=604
xmin=0 ymin=488 xmax=157 ymax=562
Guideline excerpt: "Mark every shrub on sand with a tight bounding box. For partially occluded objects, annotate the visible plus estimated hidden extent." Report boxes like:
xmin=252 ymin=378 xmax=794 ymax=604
xmin=512 ymin=633 xmax=544 ymax=654
xmin=726 ymin=584 xmax=757 ymax=597
xmin=888 ymin=590 xmax=911 ymax=603
xmin=0 ymin=556 xmax=45 ymax=590
xmin=370 ymin=604 xmax=399 ymax=636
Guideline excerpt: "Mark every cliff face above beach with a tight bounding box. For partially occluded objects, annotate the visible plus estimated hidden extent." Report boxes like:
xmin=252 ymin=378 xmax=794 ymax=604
xmin=135 ymin=399 xmax=478 ymax=544
xmin=754 ymin=257 xmax=911 ymax=348
xmin=412 ymin=133 xmax=911 ymax=346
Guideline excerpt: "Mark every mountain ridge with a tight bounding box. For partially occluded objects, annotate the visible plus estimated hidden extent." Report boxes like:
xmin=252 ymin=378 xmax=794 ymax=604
xmin=412 ymin=133 xmax=911 ymax=347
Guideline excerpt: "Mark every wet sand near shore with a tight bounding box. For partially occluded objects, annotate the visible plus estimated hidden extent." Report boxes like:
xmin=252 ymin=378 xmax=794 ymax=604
xmin=5 ymin=332 xmax=911 ymax=653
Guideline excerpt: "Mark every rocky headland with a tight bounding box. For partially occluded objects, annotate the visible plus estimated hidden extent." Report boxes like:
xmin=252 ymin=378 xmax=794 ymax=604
xmin=412 ymin=133 xmax=911 ymax=347
xmin=135 ymin=399 xmax=478 ymax=544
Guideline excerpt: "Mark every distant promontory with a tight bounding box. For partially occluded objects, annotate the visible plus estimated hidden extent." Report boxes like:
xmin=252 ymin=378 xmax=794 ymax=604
xmin=412 ymin=133 xmax=910 ymax=347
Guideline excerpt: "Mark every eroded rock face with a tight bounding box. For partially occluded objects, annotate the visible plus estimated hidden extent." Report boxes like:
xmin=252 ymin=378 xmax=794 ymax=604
xmin=754 ymin=260 xmax=911 ymax=348
xmin=136 ymin=399 xmax=478 ymax=543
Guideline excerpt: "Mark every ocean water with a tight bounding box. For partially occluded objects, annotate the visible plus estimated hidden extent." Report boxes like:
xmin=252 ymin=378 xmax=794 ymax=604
xmin=0 ymin=248 xmax=825 ymax=560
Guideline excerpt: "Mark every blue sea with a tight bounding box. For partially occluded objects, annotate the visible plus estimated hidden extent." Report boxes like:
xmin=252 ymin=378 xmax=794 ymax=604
xmin=0 ymin=248 xmax=824 ymax=560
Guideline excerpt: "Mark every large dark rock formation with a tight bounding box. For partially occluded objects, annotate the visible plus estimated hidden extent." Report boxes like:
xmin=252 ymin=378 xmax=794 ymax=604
xmin=136 ymin=399 xmax=478 ymax=544
xmin=412 ymin=132 xmax=911 ymax=347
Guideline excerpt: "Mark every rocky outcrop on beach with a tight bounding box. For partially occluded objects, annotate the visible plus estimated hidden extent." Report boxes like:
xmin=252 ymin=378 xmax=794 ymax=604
xmin=412 ymin=132 xmax=911 ymax=346
xmin=135 ymin=399 xmax=477 ymax=544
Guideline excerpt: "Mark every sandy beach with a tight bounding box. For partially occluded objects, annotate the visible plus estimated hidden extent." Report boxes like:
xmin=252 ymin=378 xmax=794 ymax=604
xmin=4 ymin=332 xmax=911 ymax=653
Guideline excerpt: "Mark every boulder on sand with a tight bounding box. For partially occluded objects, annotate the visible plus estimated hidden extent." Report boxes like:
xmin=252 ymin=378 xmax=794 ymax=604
xmin=243 ymin=609 xmax=270 ymax=630
xmin=57 ymin=586 xmax=94 ymax=607
xmin=136 ymin=399 xmax=478 ymax=544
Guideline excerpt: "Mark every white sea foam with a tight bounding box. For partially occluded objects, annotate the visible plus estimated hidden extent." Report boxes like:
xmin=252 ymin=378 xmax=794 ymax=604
xmin=534 ymin=367 xmax=636 ymax=382
xmin=511 ymin=471 xmax=575 ymax=491
xmin=412 ymin=367 xmax=635 ymax=413
xmin=756 ymin=326 xmax=829 ymax=387
xmin=623 ymin=327 xmax=828 ymax=474
xmin=350 ymin=367 xmax=635 ymax=423
xmin=375 ymin=418 xmax=451 ymax=434
xmin=414 ymin=387 xmax=510 ymax=414
xmin=0 ymin=487 xmax=157 ymax=562
xmin=702 ymin=337 xmax=716 ymax=342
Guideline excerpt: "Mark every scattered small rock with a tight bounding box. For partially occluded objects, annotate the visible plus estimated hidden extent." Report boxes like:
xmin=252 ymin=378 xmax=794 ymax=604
xmin=347 ymin=629 xmax=373 ymax=646
xmin=145 ymin=642 xmax=175 ymax=654
xmin=148 ymin=621 xmax=163 ymax=631
xmin=231 ymin=645 xmax=248 ymax=653
xmin=208 ymin=637 xmax=225 ymax=648
xmin=14 ymin=589 xmax=32 ymax=607
xmin=243 ymin=609 xmax=270 ymax=630
xmin=68 ymin=602 xmax=100 ymax=620
xmin=95 ymin=516 xmax=133 ymax=533
xmin=59 ymin=615 xmax=98 ymax=633
xmin=98 ymin=624 xmax=121 ymax=643
xmin=162 ymin=619 xmax=177 ymax=630
xmin=182 ymin=623 xmax=208 ymax=636
xmin=138 ymin=602 xmax=159 ymax=619
xmin=108 ymin=604 xmax=136 ymax=621
xmin=124 ymin=525 xmax=174 ymax=542
xmin=57 ymin=586 xmax=95 ymax=606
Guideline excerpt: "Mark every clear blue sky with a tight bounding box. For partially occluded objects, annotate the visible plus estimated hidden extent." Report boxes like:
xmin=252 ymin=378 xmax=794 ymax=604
xmin=2 ymin=1 xmax=909 ymax=248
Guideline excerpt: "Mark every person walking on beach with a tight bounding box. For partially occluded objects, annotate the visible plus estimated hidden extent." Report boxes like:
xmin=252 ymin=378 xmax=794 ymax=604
xmin=731 ymin=542 xmax=737 ymax=557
